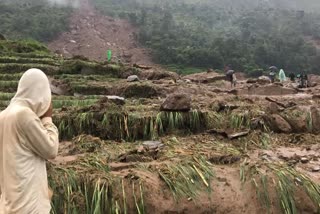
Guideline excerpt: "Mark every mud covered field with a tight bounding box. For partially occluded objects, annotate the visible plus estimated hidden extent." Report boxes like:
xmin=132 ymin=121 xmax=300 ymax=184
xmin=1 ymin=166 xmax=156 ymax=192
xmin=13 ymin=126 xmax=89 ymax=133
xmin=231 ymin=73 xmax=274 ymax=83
xmin=1 ymin=40 xmax=320 ymax=214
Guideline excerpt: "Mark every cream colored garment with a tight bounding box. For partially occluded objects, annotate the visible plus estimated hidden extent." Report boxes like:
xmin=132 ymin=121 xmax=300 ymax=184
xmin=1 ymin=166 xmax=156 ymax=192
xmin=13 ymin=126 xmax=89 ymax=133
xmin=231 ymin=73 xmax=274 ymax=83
xmin=0 ymin=69 xmax=59 ymax=214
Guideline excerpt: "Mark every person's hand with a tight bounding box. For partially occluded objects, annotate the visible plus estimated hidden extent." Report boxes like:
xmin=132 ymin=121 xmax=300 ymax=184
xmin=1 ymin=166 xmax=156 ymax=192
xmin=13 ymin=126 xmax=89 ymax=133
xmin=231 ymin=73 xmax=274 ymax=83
xmin=48 ymin=187 xmax=53 ymax=200
xmin=41 ymin=102 xmax=53 ymax=119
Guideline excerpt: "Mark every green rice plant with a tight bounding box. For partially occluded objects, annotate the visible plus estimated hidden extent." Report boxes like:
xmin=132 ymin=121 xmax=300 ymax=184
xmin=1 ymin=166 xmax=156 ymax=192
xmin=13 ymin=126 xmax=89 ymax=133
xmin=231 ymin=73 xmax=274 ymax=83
xmin=285 ymin=167 xmax=320 ymax=212
xmin=77 ymin=112 xmax=94 ymax=132
xmin=55 ymin=116 xmax=75 ymax=139
xmin=53 ymin=99 xmax=98 ymax=109
xmin=0 ymin=57 xmax=60 ymax=66
xmin=0 ymin=80 xmax=18 ymax=91
xmin=190 ymin=109 xmax=201 ymax=130
xmin=139 ymin=182 xmax=145 ymax=214
xmin=0 ymin=100 xmax=9 ymax=108
xmin=212 ymin=142 xmax=241 ymax=156
xmin=246 ymin=163 xmax=320 ymax=214
xmin=122 ymin=179 xmax=127 ymax=214
xmin=260 ymin=133 xmax=271 ymax=149
xmin=49 ymin=164 xmax=116 ymax=214
xmin=252 ymin=175 xmax=271 ymax=213
xmin=240 ymin=160 xmax=247 ymax=183
xmin=0 ymin=73 xmax=22 ymax=81
xmin=230 ymin=113 xmax=250 ymax=129
xmin=155 ymin=112 xmax=164 ymax=135
xmin=158 ymin=156 xmax=214 ymax=200
xmin=275 ymin=170 xmax=298 ymax=214
xmin=0 ymin=92 xmax=14 ymax=100
xmin=0 ymin=63 xmax=58 ymax=74
xmin=79 ymin=155 xmax=109 ymax=174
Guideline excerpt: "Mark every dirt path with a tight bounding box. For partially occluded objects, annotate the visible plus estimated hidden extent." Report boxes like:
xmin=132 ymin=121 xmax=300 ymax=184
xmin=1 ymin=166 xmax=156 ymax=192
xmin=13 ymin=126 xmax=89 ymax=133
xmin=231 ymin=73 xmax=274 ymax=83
xmin=48 ymin=0 xmax=153 ymax=65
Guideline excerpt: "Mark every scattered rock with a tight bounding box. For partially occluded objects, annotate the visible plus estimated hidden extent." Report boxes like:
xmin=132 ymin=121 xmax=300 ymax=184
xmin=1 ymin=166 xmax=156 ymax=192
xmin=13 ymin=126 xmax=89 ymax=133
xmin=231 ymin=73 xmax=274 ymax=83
xmin=122 ymin=83 xmax=158 ymax=98
xmin=267 ymin=102 xmax=281 ymax=114
xmin=312 ymin=166 xmax=320 ymax=172
xmin=133 ymin=64 xmax=152 ymax=70
xmin=127 ymin=75 xmax=140 ymax=82
xmin=265 ymin=114 xmax=292 ymax=133
xmin=300 ymin=157 xmax=309 ymax=164
xmin=309 ymin=82 xmax=317 ymax=87
xmin=140 ymin=70 xmax=178 ymax=81
xmin=246 ymin=78 xmax=257 ymax=84
xmin=227 ymin=130 xmax=250 ymax=139
xmin=143 ymin=141 xmax=164 ymax=150
xmin=160 ymin=93 xmax=191 ymax=112
xmin=106 ymin=95 xmax=125 ymax=105
xmin=312 ymin=94 xmax=320 ymax=99
xmin=257 ymin=76 xmax=271 ymax=85
xmin=207 ymin=128 xmax=249 ymax=139
xmin=215 ymin=102 xmax=239 ymax=112
xmin=49 ymin=78 xmax=70 ymax=96
xmin=265 ymin=97 xmax=296 ymax=108
xmin=183 ymin=72 xmax=225 ymax=83
xmin=285 ymin=108 xmax=309 ymax=133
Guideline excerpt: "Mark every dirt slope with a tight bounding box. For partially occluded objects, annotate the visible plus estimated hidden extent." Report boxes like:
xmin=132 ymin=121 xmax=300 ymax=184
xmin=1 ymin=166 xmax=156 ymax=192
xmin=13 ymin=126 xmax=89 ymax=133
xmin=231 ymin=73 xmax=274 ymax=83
xmin=48 ymin=0 xmax=153 ymax=65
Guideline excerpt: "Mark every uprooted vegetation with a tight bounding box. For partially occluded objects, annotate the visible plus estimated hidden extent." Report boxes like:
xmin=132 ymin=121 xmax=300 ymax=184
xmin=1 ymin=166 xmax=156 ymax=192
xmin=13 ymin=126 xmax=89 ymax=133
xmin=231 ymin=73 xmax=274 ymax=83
xmin=0 ymin=39 xmax=320 ymax=213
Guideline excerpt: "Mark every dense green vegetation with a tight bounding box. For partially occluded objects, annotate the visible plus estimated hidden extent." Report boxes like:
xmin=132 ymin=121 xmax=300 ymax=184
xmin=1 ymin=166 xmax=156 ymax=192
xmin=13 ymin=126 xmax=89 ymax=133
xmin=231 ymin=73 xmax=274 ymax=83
xmin=0 ymin=0 xmax=71 ymax=42
xmin=93 ymin=0 xmax=320 ymax=74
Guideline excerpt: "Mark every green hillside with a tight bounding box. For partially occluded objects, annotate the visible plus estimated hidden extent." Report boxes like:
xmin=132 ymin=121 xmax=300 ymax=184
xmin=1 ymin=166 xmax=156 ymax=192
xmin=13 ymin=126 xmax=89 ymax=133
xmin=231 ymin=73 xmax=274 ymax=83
xmin=0 ymin=0 xmax=72 ymax=42
xmin=93 ymin=0 xmax=320 ymax=74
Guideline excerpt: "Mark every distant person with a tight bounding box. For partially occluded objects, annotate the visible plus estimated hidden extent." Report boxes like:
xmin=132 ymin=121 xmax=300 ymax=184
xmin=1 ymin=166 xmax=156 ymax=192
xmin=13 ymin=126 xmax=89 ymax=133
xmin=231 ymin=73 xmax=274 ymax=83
xmin=226 ymin=70 xmax=236 ymax=88
xmin=232 ymin=72 xmax=237 ymax=87
xmin=269 ymin=66 xmax=277 ymax=83
xmin=297 ymin=74 xmax=307 ymax=88
xmin=289 ymin=73 xmax=295 ymax=82
xmin=303 ymin=74 xmax=308 ymax=87
xmin=0 ymin=69 xmax=59 ymax=213
xmin=279 ymin=69 xmax=286 ymax=83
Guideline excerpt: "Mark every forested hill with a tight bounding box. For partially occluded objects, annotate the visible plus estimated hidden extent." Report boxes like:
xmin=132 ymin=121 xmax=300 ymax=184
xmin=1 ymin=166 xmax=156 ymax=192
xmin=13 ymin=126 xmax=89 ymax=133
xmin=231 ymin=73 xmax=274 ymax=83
xmin=0 ymin=0 xmax=72 ymax=42
xmin=93 ymin=0 xmax=320 ymax=74
xmin=2 ymin=0 xmax=320 ymax=75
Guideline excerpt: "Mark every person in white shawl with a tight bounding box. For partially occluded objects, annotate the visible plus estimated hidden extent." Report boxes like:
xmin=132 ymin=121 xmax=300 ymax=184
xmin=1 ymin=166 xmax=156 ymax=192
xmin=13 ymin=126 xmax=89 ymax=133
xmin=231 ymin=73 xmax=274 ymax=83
xmin=0 ymin=68 xmax=59 ymax=214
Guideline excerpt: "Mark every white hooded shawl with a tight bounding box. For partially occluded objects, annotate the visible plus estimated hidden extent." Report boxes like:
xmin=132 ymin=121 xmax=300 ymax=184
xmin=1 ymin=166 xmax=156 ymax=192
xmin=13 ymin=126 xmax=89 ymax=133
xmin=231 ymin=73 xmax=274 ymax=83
xmin=0 ymin=69 xmax=59 ymax=214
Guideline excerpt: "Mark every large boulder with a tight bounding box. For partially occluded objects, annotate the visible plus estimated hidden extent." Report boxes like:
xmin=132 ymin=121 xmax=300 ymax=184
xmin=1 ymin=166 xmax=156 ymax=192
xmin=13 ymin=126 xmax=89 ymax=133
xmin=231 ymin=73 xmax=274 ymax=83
xmin=284 ymin=108 xmax=309 ymax=133
xmin=257 ymin=76 xmax=271 ymax=85
xmin=122 ymin=83 xmax=158 ymax=98
xmin=267 ymin=102 xmax=281 ymax=114
xmin=160 ymin=94 xmax=191 ymax=111
xmin=265 ymin=114 xmax=292 ymax=133
xmin=106 ymin=96 xmax=125 ymax=105
xmin=127 ymin=75 xmax=140 ymax=82
xmin=183 ymin=72 xmax=225 ymax=83
xmin=140 ymin=69 xmax=178 ymax=81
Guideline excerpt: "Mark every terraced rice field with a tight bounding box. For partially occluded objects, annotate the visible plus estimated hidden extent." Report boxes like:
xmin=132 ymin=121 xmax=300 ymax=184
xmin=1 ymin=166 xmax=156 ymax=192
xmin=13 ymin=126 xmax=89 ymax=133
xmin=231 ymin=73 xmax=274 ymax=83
xmin=1 ymin=40 xmax=320 ymax=214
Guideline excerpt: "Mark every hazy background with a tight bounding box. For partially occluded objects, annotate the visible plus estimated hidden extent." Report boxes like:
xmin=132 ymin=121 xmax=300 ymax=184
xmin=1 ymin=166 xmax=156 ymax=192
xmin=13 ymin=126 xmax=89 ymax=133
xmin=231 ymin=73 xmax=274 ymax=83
xmin=2 ymin=0 xmax=320 ymax=74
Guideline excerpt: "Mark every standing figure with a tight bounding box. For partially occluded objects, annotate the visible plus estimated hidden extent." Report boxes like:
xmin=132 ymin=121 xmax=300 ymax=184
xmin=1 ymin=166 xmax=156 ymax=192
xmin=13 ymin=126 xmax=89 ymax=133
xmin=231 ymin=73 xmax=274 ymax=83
xmin=0 ymin=69 xmax=59 ymax=213
xmin=269 ymin=66 xmax=278 ymax=83
xmin=226 ymin=70 xmax=236 ymax=88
